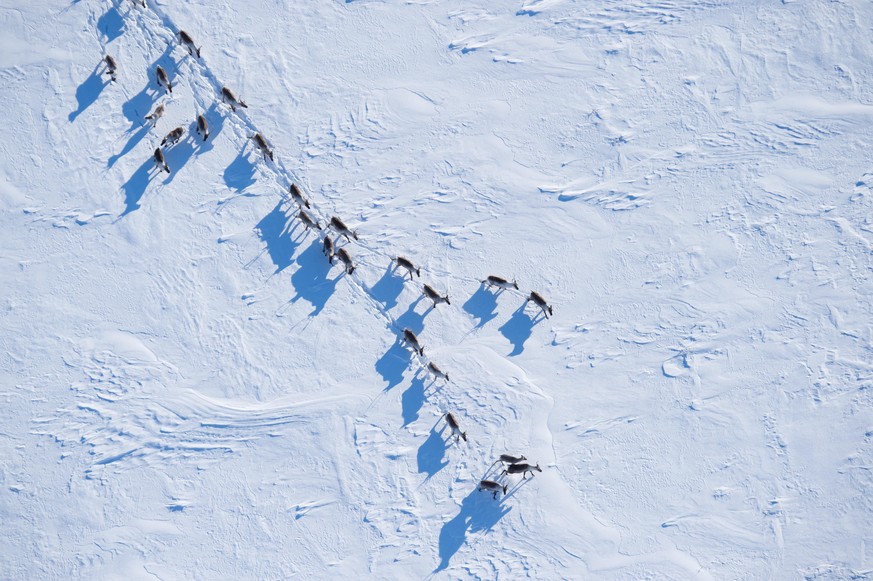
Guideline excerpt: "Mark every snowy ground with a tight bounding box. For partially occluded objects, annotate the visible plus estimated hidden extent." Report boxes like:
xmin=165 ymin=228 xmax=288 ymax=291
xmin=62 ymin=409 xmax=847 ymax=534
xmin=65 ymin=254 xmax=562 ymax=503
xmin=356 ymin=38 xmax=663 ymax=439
xmin=2 ymin=0 xmax=872 ymax=578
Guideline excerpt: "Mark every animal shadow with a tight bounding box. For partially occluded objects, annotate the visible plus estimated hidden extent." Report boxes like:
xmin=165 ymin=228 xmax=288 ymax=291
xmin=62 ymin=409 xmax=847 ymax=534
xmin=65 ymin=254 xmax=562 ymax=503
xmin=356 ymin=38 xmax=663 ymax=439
xmin=395 ymin=298 xmax=426 ymax=335
xmin=162 ymin=135 xmax=196 ymax=184
xmin=417 ymin=425 xmax=448 ymax=478
xmin=401 ymin=373 xmax=427 ymax=427
xmin=434 ymin=487 xmax=511 ymax=573
xmin=498 ymin=304 xmax=535 ymax=356
xmin=375 ymin=336 xmax=413 ymax=390
xmin=121 ymin=45 xmax=174 ymax=127
xmin=97 ymin=5 xmax=124 ymax=42
xmin=463 ymin=284 xmax=499 ymax=328
xmin=289 ymin=239 xmax=339 ymax=316
xmin=108 ymin=123 xmax=149 ymax=168
xmin=368 ymin=264 xmax=405 ymax=311
xmin=256 ymin=201 xmax=300 ymax=274
xmin=118 ymin=159 xmax=158 ymax=217
xmin=69 ymin=64 xmax=107 ymax=122
xmin=224 ymin=150 xmax=257 ymax=192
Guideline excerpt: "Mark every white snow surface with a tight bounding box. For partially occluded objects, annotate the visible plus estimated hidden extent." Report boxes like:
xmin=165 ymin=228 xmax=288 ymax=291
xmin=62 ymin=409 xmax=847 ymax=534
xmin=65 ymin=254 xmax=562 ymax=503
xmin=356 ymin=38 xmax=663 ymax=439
xmin=2 ymin=0 xmax=873 ymax=578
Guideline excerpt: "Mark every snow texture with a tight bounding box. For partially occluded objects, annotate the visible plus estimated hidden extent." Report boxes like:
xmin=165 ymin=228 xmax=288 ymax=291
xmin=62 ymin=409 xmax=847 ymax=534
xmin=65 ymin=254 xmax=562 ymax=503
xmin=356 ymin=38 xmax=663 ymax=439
xmin=2 ymin=0 xmax=872 ymax=578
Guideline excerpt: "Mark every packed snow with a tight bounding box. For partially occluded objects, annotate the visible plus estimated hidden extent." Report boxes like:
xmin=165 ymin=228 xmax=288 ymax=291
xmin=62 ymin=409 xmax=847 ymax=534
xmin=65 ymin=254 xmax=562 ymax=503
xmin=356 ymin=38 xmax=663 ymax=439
xmin=2 ymin=0 xmax=872 ymax=578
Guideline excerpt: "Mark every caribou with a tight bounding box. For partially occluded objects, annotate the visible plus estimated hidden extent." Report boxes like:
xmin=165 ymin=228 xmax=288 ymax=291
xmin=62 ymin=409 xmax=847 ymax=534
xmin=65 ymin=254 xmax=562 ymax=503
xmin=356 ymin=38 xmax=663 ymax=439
xmin=103 ymin=55 xmax=117 ymax=82
xmin=160 ymin=126 xmax=184 ymax=148
xmin=423 ymin=284 xmax=450 ymax=308
xmin=178 ymin=30 xmax=201 ymax=58
xmin=153 ymin=147 xmax=169 ymax=174
xmin=493 ymin=454 xmax=527 ymax=467
xmin=503 ymin=463 xmax=542 ymax=479
xmin=478 ymin=480 xmax=507 ymax=500
xmin=329 ymin=216 xmax=358 ymax=242
xmin=337 ymin=248 xmax=356 ymax=275
xmin=402 ymin=328 xmax=424 ymax=357
xmin=526 ymin=291 xmax=553 ymax=318
xmin=144 ymin=103 xmax=164 ymax=127
xmin=196 ymin=114 xmax=209 ymax=142
xmin=427 ymin=361 xmax=449 ymax=383
xmin=289 ymin=184 xmax=310 ymax=209
xmin=297 ymin=210 xmax=320 ymax=233
xmin=444 ymin=412 xmax=467 ymax=442
xmin=156 ymin=65 xmax=172 ymax=94
xmin=250 ymin=133 xmax=274 ymax=162
xmin=322 ymin=235 xmax=335 ymax=264
xmin=393 ymin=256 xmax=420 ymax=278
xmin=220 ymin=87 xmax=248 ymax=112
xmin=483 ymin=275 xmax=518 ymax=291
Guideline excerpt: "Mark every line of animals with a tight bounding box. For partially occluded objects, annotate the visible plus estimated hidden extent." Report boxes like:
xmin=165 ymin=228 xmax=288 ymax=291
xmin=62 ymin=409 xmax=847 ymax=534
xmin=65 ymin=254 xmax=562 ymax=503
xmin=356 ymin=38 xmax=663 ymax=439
xmin=99 ymin=2 xmax=553 ymax=503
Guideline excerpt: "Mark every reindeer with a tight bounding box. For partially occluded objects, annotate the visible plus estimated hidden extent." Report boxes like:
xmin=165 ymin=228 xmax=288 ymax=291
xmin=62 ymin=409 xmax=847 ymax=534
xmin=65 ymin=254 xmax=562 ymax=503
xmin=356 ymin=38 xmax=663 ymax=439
xmin=526 ymin=291 xmax=553 ymax=318
xmin=144 ymin=102 xmax=165 ymax=127
xmin=483 ymin=275 xmax=518 ymax=291
xmin=336 ymin=248 xmax=356 ymax=275
xmin=329 ymin=216 xmax=358 ymax=242
xmin=289 ymin=183 xmax=310 ymax=209
xmin=492 ymin=454 xmax=527 ymax=467
xmin=503 ymin=463 xmax=542 ymax=479
xmin=178 ymin=30 xmax=201 ymax=58
xmin=478 ymin=480 xmax=507 ymax=500
xmin=103 ymin=55 xmax=118 ymax=82
xmin=156 ymin=65 xmax=172 ymax=94
xmin=427 ymin=362 xmax=449 ymax=383
xmin=250 ymin=133 xmax=274 ymax=162
xmin=196 ymin=114 xmax=209 ymax=141
xmin=220 ymin=87 xmax=248 ymax=111
xmin=444 ymin=412 xmax=467 ymax=442
xmin=160 ymin=126 xmax=184 ymax=148
xmin=322 ymin=235 xmax=335 ymax=264
xmin=393 ymin=256 xmax=420 ymax=278
xmin=297 ymin=210 xmax=320 ymax=234
xmin=423 ymin=284 xmax=450 ymax=308
xmin=402 ymin=328 xmax=424 ymax=357
xmin=130 ymin=0 xmax=146 ymax=7
xmin=153 ymin=147 xmax=169 ymax=173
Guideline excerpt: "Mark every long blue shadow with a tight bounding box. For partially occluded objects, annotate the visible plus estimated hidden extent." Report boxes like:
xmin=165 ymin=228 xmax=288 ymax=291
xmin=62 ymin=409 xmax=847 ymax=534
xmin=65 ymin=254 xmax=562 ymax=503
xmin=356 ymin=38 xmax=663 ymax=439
xmin=498 ymin=305 xmax=535 ymax=356
xmin=401 ymin=373 xmax=426 ymax=427
xmin=195 ymin=104 xmax=226 ymax=155
xmin=97 ymin=6 xmax=124 ymax=41
xmin=290 ymin=238 xmax=338 ymax=316
xmin=375 ymin=338 xmax=412 ymax=390
xmin=417 ymin=427 xmax=448 ymax=478
xmin=162 ymin=136 xmax=196 ymax=184
xmin=435 ymin=488 xmax=511 ymax=573
xmin=122 ymin=84 xmax=157 ymax=127
xmin=224 ymin=150 xmax=257 ymax=192
xmin=395 ymin=298 xmax=426 ymax=335
xmin=256 ymin=202 xmax=298 ymax=274
xmin=463 ymin=285 xmax=499 ymax=328
xmin=368 ymin=264 xmax=405 ymax=311
xmin=119 ymin=160 xmax=155 ymax=217
xmin=122 ymin=46 xmax=174 ymax=126
xmin=108 ymin=124 xmax=149 ymax=168
xmin=69 ymin=67 xmax=106 ymax=122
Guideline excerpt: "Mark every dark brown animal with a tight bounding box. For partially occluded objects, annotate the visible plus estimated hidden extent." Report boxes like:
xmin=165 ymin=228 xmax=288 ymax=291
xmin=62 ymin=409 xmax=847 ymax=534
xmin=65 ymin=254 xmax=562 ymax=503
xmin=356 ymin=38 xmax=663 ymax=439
xmin=479 ymin=480 xmax=507 ymax=500
xmin=503 ymin=463 xmax=542 ymax=479
xmin=221 ymin=87 xmax=248 ymax=111
xmin=402 ymin=328 xmax=424 ymax=356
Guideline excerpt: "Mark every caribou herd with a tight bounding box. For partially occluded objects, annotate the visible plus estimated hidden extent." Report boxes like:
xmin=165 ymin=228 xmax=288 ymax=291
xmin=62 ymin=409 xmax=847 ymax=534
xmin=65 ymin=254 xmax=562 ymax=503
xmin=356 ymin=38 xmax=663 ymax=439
xmin=101 ymin=3 xmax=552 ymax=504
